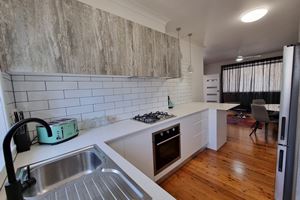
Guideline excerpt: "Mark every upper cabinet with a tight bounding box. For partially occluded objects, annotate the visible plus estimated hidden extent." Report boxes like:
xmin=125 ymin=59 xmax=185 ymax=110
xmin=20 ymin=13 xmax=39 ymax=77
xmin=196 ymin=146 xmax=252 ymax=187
xmin=0 ymin=0 xmax=181 ymax=78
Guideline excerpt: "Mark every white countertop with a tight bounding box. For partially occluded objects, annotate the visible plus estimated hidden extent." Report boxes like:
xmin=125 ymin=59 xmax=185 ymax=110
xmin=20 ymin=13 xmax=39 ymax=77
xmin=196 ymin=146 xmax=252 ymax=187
xmin=0 ymin=102 xmax=238 ymax=200
xmin=169 ymin=102 xmax=238 ymax=117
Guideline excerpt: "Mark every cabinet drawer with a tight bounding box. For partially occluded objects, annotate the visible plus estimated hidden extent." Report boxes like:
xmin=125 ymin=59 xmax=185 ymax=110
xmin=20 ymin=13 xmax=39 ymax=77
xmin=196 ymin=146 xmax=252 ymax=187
xmin=191 ymin=119 xmax=208 ymax=132
xmin=187 ymin=111 xmax=208 ymax=124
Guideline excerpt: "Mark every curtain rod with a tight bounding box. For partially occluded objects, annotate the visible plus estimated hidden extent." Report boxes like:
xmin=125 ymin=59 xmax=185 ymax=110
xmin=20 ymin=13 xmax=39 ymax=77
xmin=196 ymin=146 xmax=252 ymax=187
xmin=221 ymin=56 xmax=283 ymax=69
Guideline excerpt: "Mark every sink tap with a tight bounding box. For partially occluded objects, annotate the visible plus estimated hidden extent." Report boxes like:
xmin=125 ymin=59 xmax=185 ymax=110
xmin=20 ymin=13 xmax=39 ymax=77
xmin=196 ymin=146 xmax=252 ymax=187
xmin=2 ymin=118 xmax=52 ymax=200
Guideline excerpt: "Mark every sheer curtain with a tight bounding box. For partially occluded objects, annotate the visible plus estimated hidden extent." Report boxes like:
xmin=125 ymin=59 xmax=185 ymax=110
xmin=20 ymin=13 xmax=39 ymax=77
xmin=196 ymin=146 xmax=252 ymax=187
xmin=221 ymin=57 xmax=282 ymax=109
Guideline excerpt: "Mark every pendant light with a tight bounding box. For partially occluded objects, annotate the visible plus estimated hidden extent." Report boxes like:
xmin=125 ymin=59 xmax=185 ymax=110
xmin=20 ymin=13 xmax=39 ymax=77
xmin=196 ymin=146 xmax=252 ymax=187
xmin=176 ymin=27 xmax=181 ymax=38
xmin=176 ymin=27 xmax=181 ymax=76
xmin=187 ymin=33 xmax=193 ymax=73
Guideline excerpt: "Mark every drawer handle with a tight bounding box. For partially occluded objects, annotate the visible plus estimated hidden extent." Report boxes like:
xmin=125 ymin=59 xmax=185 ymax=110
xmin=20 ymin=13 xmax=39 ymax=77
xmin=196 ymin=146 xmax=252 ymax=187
xmin=156 ymin=134 xmax=181 ymax=146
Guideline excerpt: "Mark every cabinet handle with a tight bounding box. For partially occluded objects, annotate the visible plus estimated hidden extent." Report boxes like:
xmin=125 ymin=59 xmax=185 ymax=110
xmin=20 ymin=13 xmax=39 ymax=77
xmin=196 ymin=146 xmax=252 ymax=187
xmin=280 ymin=117 xmax=286 ymax=140
xmin=156 ymin=134 xmax=180 ymax=146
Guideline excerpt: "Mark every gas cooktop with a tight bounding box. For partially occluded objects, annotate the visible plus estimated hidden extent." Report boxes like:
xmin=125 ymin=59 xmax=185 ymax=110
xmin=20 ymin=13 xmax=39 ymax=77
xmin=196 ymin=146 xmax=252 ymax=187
xmin=132 ymin=111 xmax=175 ymax=124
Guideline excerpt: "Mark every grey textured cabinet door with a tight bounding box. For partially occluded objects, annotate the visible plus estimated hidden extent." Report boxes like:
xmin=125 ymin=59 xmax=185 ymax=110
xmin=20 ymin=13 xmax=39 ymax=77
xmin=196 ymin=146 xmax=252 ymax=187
xmin=153 ymin=32 xmax=167 ymax=77
xmin=0 ymin=0 xmax=181 ymax=77
xmin=152 ymin=32 xmax=181 ymax=78
xmin=132 ymin=24 xmax=155 ymax=77
xmin=166 ymin=36 xmax=181 ymax=78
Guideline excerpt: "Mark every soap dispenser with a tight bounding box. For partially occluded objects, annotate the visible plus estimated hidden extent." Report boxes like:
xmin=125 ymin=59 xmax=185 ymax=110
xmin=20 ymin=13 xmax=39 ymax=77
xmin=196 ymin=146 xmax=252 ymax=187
xmin=168 ymin=96 xmax=174 ymax=109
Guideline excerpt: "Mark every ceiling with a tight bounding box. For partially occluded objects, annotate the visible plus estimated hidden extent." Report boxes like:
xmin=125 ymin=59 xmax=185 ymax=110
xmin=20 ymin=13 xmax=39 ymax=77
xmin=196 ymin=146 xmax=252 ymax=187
xmin=129 ymin=0 xmax=300 ymax=64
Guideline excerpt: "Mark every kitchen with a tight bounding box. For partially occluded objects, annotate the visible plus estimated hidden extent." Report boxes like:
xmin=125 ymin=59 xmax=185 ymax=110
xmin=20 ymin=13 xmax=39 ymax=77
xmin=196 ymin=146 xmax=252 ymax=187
xmin=0 ymin=0 xmax=300 ymax=200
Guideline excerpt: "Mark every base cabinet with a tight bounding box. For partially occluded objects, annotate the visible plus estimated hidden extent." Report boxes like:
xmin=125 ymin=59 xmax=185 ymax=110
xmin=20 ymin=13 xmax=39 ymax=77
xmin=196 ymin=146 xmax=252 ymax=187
xmin=108 ymin=111 xmax=209 ymax=180
xmin=180 ymin=111 xmax=209 ymax=160
xmin=107 ymin=130 xmax=154 ymax=179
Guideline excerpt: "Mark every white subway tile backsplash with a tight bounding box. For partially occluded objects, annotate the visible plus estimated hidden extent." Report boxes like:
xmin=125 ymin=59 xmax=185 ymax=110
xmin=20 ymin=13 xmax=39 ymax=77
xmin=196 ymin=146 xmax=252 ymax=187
xmin=16 ymin=101 xmax=48 ymax=111
xmin=46 ymin=82 xmax=77 ymax=90
xmin=14 ymin=92 xmax=28 ymax=102
xmin=12 ymin=75 xmax=25 ymax=81
xmin=49 ymin=98 xmax=80 ymax=109
xmin=124 ymin=105 xmax=139 ymax=113
xmin=78 ymin=82 xmax=102 ymax=89
xmin=151 ymin=81 xmax=164 ymax=87
xmin=117 ymin=112 xmax=133 ymax=120
xmin=6 ymin=66 xmax=193 ymax=131
xmin=146 ymin=87 xmax=158 ymax=93
xmin=31 ymin=108 xmax=66 ymax=119
xmin=139 ymin=93 xmax=151 ymax=98
xmin=94 ymin=103 xmax=115 ymax=111
xmin=132 ymin=99 xmax=147 ymax=105
xmin=91 ymin=77 xmax=112 ymax=82
xmin=152 ymin=92 xmax=162 ymax=98
xmin=113 ymin=77 xmax=128 ymax=81
xmin=131 ymin=87 xmax=145 ymax=93
xmin=159 ymin=96 xmax=167 ymax=102
xmin=138 ymin=82 xmax=151 ymax=87
xmin=139 ymin=103 xmax=153 ymax=110
xmin=123 ymin=93 xmax=138 ymax=100
xmin=65 ymin=114 xmax=82 ymax=122
xmin=122 ymin=82 xmax=138 ymax=88
xmin=146 ymin=97 xmax=158 ymax=104
xmin=104 ymin=95 xmax=123 ymax=102
xmin=113 ymin=88 xmax=131 ymax=95
xmin=80 ymin=96 xmax=104 ymax=105
xmin=92 ymin=89 xmax=113 ymax=96
xmin=13 ymin=81 xmax=45 ymax=91
xmin=28 ymin=91 xmax=64 ymax=101
xmin=103 ymin=82 xmax=122 ymax=88
xmin=64 ymin=89 xmax=92 ymax=98
xmin=106 ymin=108 xmax=124 ymax=116
xmin=82 ymin=111 xmax=105 ymax=120
xmin=66 ymin=105 xmax=93 ymax=115
xmin=25 ymin=75 xmax=62 ymax=81
xmin=114 ymin=100 xmax=131 ymax=108
xmin=63 ymin=76 xmax=91 ymax=81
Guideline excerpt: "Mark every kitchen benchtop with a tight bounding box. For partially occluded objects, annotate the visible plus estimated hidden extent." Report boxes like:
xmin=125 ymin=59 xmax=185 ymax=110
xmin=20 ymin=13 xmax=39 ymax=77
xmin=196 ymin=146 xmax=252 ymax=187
xmin=0 ymin=102 xmax=238 ymax=200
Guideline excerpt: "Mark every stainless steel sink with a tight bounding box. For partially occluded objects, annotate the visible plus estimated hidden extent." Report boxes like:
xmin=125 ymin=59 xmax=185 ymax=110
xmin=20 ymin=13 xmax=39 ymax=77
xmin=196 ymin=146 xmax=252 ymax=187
xmin=16 ymin=145 xmax=152 ymax=200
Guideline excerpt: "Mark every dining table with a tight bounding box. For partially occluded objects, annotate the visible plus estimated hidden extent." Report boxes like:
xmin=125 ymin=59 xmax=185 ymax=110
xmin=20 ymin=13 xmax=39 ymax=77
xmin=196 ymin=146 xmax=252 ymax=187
xmin=265 ymin=104 xmax=280 ymax=112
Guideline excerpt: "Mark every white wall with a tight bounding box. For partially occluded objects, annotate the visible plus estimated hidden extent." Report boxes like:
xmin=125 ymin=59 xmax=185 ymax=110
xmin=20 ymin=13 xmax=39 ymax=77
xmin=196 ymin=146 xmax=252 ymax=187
xmin=180 ymin=40 xmax=204 ymax=101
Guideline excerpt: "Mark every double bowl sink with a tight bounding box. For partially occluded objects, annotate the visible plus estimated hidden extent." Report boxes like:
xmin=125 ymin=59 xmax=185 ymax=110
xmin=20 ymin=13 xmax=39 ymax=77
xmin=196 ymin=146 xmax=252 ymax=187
xmin=16 ymin=145 xmax=151 ymax=200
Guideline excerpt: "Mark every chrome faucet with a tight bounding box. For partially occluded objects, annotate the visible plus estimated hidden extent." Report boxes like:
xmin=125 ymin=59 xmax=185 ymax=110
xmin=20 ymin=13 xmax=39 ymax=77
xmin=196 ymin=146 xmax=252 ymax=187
xmin=2 ymin=118 xmax=52 ymax=200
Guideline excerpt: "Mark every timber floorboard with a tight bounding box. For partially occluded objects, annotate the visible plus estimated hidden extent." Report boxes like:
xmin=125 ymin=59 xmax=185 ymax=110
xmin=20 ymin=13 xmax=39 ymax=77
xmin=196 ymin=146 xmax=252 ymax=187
xmin=160 ymin=123 xmax=277 ymax=200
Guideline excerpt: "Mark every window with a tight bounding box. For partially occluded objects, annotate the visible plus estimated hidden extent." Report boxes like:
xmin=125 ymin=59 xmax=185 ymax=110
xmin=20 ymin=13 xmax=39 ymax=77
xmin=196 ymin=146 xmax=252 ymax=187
xmin=220 ymin=56 xmax=283 ymax=108
xmin=222 ymin=58 xmax=282 ymax=93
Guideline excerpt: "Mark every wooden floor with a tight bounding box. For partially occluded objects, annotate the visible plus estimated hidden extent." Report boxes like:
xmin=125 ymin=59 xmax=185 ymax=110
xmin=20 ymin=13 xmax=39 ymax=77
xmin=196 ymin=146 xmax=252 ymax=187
xmin=160 ymin=123 xmax=278 ymax=200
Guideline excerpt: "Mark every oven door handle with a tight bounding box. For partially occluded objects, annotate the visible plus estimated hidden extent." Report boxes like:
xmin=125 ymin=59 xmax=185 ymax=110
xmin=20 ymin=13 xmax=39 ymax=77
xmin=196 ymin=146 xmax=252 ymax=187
xmin=156 ymin=134 xmax=181 ymax=146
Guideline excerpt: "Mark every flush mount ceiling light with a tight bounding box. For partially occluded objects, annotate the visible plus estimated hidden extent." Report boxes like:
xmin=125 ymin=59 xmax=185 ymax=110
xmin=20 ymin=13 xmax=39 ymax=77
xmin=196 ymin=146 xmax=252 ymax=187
xmin=235 ymin=54 xmax=262 ymax=62
xmin=240 ymin=8 xmax=268 ymax=23
xmin=236 ymin=56 xmax=244 ymax=62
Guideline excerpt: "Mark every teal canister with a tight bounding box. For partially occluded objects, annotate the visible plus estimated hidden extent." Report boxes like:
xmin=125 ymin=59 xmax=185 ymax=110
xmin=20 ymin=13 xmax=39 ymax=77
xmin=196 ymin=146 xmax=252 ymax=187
xmin=36 ymin=118 xmax=79 ymax=145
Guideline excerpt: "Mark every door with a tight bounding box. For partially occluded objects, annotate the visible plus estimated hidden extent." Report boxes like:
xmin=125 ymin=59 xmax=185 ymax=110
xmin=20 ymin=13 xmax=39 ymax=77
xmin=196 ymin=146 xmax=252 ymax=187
xmin=203 ymin=74 xmax=220 ymax=103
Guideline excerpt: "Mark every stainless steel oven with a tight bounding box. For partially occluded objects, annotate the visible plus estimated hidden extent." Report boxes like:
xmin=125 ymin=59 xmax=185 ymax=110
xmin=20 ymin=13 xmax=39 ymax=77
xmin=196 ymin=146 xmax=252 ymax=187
xmin=153 ymin=124 xmax=180 ymax=175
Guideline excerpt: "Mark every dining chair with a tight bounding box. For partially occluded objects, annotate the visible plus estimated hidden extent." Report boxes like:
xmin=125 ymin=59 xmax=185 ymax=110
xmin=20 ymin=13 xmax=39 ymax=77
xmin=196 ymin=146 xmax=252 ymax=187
xmin=252 ymin=99 xmax=266 ymax=105
xmin=249 ymin=104 xmax=275 ymax=143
